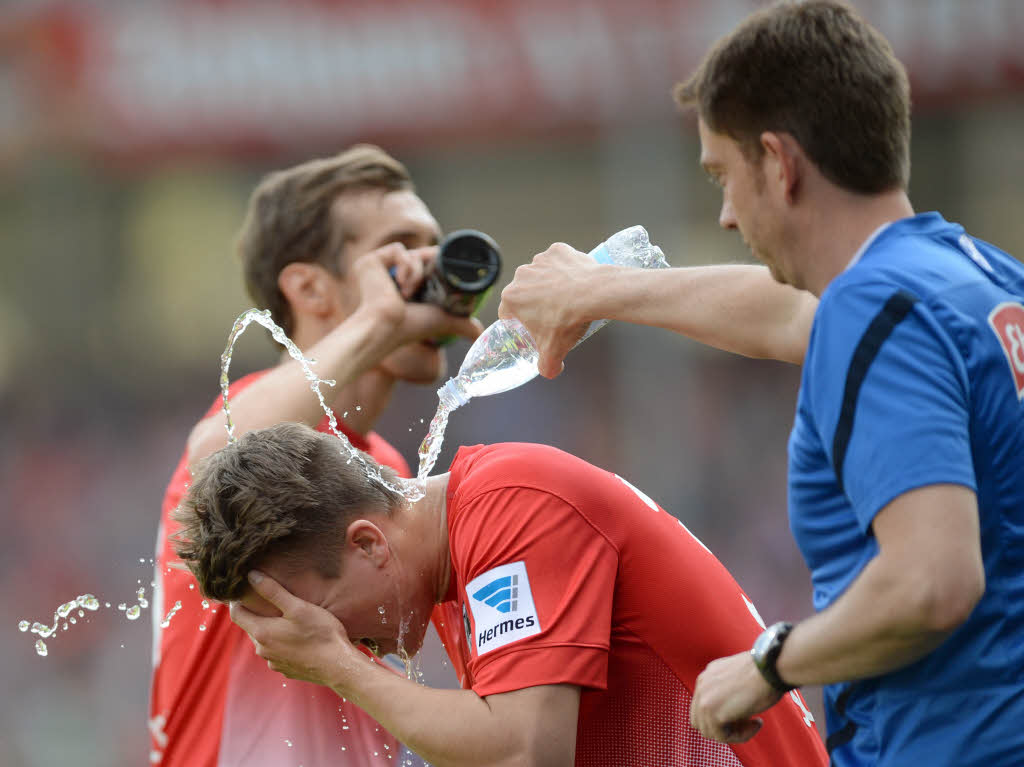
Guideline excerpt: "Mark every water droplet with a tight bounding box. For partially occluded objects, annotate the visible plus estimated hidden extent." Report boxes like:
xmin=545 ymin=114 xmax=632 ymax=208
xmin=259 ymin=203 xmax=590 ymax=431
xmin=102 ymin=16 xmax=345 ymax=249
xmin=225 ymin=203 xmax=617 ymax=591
xmin=139 ymin=558 xmax=146 ymax=563
xmin=104 ymin=602 xmax=111 ymax=608
xmin=126 ymin=605 xmax=142 ymax=620
xmin=188 ymin=583 xmax=195 ymax=590
xmin=118 ymin=603 xmax=127 ymax=611
xmin=18 ymin=620 xmax=29 ymax=632
xmin=201 ymin=600 xmax=210 ymax=610
xmin=35 ymin=639 xmax=47 ymax=657
xmin=355 ymin=405 xmax=362 ymax=412
xmin=77 ymin=610 xmax=84 ymax=618
xmin=62 ymin=623 xmax=68 ymax=631
xmin=32 ymin=622 xmax=56 ymax=638
xmin=199 ymin=624 xmax=207 ymax=631
xmin=285 ymin=739 xmax=292 ymax=747
xmin=160 ymin=601 xmax=183 ymax=629
xmin=69 ymin=617 xmax=76 ymax=625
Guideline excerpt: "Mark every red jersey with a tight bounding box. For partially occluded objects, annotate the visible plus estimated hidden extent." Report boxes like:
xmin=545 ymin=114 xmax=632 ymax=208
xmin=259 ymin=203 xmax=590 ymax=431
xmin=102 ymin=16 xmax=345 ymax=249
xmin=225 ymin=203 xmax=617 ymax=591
xmin=149 ymin=371 xmax=408 ymax=767
xmin=435 ymin=443 xmax=827 ymax=767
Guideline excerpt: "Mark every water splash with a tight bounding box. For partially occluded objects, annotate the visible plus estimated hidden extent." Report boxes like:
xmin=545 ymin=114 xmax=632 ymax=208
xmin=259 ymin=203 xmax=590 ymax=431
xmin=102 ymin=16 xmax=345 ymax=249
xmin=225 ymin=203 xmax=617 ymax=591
xmin=160 ymin=600 xmax=183 ymax=629
xmin=415 ymin=400 xmax=455 ymax=483
xmin=219 ymin=309 xmax=421 ymax=501
xmin=18 ymin=593 xmax=111 ymax=656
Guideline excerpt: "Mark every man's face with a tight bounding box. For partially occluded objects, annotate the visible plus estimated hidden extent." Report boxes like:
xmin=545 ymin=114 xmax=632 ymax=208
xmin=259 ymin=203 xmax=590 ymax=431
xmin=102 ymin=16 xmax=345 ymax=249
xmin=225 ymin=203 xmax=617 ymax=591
xmin=331 ymin=188 xmax=447 ymax=384
xmin=241 ymin=549 xmax=434 ymax=659
xmin=698 ymin=119 xmax=795 ymax=286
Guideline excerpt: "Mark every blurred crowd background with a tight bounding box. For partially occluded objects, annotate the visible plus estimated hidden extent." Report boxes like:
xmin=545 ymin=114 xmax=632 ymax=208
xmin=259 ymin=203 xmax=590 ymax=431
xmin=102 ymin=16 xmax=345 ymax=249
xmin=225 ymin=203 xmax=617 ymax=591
xmin=1 ymin=1 xmax=1022 ymax=765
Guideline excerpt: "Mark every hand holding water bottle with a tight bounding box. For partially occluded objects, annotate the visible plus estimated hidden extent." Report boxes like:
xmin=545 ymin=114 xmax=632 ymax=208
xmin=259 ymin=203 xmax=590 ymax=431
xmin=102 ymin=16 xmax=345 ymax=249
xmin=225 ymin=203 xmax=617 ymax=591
xmin=498 ymin=243 xmax=599 ymax=378
xmin=498 ymin=226 xmax=669 ymax=378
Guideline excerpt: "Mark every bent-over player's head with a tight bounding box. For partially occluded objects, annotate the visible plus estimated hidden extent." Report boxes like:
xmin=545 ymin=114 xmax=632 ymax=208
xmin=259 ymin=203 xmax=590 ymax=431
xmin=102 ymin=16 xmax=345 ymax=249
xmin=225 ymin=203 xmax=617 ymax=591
xmin=675 ymin=0 xmax=910 ymax=195
xmin=173 ymin=422 xmax=405 ymax=604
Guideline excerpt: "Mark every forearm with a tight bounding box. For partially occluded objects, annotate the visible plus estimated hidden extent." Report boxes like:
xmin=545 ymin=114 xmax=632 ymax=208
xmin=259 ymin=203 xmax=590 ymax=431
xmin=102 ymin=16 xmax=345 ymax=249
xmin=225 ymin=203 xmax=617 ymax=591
xmin=187 ymin=309 xmax=397 ymax=463
xmin=339 ymin=661 xmax=565 ymax=767
xmin=578 ymin=263 xmax=815 ymax=364
xmin=777 ymin=559 xmax=956 ymax=687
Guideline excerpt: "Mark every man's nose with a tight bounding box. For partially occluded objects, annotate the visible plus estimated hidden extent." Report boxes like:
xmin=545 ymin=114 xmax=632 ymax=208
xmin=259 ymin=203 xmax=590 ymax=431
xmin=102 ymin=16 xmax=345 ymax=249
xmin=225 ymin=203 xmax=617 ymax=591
xmin=719 ymin=197 xmax=737 ymax=230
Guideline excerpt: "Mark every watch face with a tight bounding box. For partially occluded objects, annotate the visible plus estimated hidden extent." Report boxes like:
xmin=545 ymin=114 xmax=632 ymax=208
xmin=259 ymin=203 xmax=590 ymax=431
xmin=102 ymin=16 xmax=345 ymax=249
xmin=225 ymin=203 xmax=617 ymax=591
xmin=752 ymin=630 xmax=773 ymax=663
xmin=752 ymin=623 xmax=782 ymax=667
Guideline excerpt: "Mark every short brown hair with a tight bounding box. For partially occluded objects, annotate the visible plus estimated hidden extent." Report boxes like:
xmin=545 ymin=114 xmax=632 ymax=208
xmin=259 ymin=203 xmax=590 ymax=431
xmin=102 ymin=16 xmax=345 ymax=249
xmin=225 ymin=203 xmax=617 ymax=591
xmin=172 ymin=422 xmax=406 ymax=602
xmin=675 ymin=0 xmax=910 ymax=194
xmin=238 ymin=144 xmax=414 ymax=336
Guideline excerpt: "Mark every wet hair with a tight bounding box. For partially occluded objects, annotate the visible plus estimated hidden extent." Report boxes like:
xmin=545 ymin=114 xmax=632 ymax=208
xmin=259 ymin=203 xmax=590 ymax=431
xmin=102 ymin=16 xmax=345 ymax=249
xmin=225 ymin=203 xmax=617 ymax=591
xmin=237 ymin=144 xmax=414 ymax=336
xmin=172 ymin=422 xmax=405 ymax=602
xmin=675 ymin=0 xmax=910 ymax=194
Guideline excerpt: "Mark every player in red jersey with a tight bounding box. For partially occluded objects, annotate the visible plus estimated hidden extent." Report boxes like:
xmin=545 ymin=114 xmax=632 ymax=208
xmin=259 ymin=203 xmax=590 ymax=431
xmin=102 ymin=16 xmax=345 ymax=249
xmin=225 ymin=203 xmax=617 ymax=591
xmin=174 ymin=423 xmax=828 ymax=766
xmin=148 ymin=145 xmax=481 ymax=767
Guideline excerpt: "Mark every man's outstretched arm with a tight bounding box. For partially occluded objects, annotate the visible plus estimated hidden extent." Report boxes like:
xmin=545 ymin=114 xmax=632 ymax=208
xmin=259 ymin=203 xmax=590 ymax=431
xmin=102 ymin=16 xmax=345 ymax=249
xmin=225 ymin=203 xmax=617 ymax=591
xmin=498 ymin=244 xmax=816 ymax=378
xmin=232 ymin=572 xmax=580 ymax=767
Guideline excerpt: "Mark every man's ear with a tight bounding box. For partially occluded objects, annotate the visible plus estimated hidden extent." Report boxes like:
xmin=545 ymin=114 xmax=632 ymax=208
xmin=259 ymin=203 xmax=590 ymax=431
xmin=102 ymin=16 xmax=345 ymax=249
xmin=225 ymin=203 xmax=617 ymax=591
xmin=760 ymin=131 xmax=802 ymax=205
xmin=345 ymin=519 xmax=390 ymax=567
xmin=278 ymin=262 xmax=335 ymax=317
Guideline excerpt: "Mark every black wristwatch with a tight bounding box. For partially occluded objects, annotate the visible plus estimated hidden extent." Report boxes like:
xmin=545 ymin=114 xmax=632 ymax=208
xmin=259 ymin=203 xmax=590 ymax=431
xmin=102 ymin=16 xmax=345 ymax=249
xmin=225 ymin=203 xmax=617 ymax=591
xmin=750 ymin=621 xmax=797 ymax=692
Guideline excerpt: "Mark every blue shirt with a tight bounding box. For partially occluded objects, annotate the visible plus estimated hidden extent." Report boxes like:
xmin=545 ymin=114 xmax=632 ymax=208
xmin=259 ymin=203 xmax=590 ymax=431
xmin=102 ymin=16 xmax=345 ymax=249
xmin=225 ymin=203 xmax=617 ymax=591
xmin=789 ymin=212 xmax=1024 ymax=767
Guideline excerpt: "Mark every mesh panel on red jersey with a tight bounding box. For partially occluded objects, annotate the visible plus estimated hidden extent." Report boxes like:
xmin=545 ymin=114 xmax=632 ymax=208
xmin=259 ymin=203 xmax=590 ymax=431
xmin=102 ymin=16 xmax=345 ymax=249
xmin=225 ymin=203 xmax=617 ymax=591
xmin=574 ymin=642 xmax=744 ymax=767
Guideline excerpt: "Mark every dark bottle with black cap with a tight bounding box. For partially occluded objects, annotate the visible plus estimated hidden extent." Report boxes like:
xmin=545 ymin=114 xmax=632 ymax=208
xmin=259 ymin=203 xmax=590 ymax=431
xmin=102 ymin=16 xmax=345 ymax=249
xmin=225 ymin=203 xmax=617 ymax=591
xmin=414 ymin=229 xmax=502 ymax=318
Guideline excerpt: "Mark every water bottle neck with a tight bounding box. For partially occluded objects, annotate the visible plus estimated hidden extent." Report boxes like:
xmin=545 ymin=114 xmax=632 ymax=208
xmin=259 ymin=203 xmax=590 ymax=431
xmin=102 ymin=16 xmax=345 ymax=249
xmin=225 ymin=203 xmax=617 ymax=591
xmin=437 ymin=377 xmax=470 ymax=410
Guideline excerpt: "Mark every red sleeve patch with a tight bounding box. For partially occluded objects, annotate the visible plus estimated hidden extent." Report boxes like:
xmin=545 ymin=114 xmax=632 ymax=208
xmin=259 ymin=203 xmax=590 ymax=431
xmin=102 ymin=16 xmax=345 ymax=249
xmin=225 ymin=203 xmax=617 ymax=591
xmin=988 ymin=301 xmax=1024 ymax=400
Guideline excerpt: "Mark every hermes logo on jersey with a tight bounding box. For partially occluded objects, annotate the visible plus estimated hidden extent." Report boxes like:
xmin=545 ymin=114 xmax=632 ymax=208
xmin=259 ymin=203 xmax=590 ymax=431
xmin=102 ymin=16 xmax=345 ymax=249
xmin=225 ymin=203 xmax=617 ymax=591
xmin=465 ymin=561 xmax=541 ymax=656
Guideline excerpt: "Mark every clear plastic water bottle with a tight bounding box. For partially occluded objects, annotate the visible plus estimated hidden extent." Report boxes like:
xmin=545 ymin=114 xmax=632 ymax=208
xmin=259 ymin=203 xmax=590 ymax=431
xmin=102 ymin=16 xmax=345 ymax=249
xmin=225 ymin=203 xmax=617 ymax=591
xmin=436 ymin=225 xmax=669 ymax=410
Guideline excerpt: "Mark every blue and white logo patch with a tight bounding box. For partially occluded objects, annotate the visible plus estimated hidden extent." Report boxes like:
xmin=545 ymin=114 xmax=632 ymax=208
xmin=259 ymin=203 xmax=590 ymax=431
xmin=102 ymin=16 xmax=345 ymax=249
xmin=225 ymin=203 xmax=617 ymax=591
xmin=465 ymin=561 xmax=541 ymax=656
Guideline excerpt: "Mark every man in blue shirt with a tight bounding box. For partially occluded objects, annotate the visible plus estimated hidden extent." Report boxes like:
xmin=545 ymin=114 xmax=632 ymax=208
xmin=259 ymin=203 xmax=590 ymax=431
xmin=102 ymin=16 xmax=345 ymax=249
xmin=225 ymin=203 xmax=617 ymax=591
xmin=499 ymin=2 xmax=1024 ymax=765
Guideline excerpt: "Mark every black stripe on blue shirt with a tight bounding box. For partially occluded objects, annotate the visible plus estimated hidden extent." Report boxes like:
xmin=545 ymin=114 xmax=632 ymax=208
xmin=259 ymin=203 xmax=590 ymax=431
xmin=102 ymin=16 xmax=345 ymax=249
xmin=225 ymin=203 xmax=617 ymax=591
xmin=832 ymin=290 xmax=919 ymax=494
